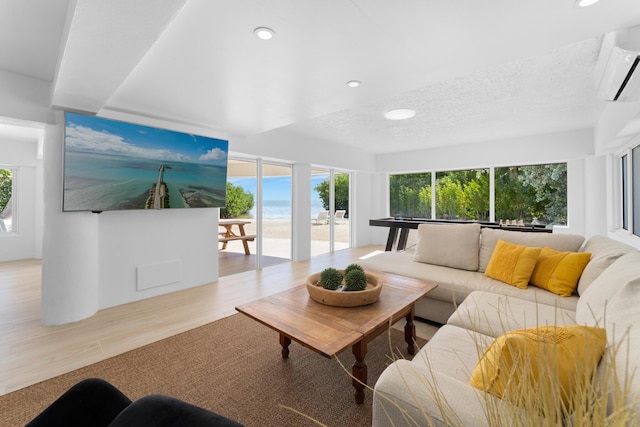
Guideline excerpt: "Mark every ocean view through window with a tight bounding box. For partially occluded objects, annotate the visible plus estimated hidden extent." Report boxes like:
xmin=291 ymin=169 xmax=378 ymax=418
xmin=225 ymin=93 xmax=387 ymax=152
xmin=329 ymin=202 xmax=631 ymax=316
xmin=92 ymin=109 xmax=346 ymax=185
xmin=228 ymin=175 xmax=326 ymax=219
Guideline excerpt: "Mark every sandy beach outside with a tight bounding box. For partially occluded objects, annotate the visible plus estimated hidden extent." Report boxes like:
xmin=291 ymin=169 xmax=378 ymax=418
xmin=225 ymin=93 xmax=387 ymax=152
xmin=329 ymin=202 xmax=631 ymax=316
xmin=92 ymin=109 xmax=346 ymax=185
xmin=219 ymin=218 xmax=349 ymax=258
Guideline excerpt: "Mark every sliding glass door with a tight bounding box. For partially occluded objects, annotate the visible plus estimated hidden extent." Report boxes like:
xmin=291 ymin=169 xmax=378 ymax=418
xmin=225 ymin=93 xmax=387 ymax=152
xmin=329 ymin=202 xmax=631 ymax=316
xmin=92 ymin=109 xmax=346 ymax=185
xmin=333 ymin=172 xmax=350 ymax=251
xmin=221 ymin=159 xmax=291 ymax=275
xmin=311 ymin=170 xmax=330 ymax=256
xmin=311 ymin=169 xmax=350 ymax=256
xmin=261 ymin=163 xmax=292 ymax=266
xmin=222 ymin=159 xmax=258 ymax=275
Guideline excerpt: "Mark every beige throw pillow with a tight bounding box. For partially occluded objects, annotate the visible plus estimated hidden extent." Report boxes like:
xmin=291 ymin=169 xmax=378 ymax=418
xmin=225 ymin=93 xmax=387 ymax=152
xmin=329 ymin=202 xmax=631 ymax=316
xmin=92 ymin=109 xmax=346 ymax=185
xmin=413 ymin=223 xmax=481 ymax=271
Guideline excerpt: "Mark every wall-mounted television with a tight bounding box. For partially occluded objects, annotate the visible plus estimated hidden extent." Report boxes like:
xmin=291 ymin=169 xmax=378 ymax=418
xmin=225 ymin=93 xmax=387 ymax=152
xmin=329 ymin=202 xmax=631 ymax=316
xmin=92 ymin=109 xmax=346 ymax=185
xmin=63 ymin=112 xmax=228 ymax=212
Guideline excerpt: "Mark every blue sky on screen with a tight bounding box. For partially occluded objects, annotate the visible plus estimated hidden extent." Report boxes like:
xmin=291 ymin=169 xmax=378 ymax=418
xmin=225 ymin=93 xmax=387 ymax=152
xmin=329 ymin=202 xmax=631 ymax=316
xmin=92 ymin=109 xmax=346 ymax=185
xmin=64 ymin=112 xmax=228 ymax=166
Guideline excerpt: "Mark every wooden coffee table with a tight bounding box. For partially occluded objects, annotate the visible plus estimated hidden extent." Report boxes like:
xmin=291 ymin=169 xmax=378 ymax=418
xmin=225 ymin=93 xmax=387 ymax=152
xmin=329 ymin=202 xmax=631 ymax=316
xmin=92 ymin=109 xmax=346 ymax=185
xmin=235 ymin=271 xmax=437 ymax=404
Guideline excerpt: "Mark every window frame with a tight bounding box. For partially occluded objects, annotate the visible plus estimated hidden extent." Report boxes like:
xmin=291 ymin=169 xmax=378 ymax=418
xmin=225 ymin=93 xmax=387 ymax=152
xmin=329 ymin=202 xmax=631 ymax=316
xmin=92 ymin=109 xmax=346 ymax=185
xmin=389 ymin=162 xmax=567 ymax=227
xmin=614 ymin=135 xmax=640 ymax=245
xmin=622 ymin=154 xmax=629 ymax=231
xmin=0 ymin=165 xmax=17 ymax=235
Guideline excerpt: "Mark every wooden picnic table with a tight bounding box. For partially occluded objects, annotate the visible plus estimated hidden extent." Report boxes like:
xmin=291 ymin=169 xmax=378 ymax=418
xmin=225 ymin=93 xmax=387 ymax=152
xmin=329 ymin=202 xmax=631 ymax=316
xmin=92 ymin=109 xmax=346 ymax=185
xmin=218 ymin=219 xmax=256 ymax=255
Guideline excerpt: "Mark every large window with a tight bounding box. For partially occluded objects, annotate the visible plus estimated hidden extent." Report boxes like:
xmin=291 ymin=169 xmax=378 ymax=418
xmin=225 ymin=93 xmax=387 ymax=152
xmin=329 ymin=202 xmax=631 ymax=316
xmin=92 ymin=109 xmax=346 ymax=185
xmin=0 ymin=168 xmax=14 ymax=233
xmin=390 ymin=162 xmax=567 ymax=226
xmin=436 ymin=169 xmax=489 ymax=221
xmin=617 ymin=144 xmax=640 ymax=238
xmin=495 ymin=164 xmax=567 ymax=226
xmin=389 ymin=173 xmax=431 ymax=219
xmin=634 ymin=145 xmax=640 ymax=237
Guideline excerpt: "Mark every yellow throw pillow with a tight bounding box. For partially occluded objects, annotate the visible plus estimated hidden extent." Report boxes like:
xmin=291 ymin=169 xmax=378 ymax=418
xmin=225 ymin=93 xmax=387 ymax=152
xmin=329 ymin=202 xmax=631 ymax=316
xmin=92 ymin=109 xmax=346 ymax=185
xmin=530 ymin=247 xmax=592 ymax=297
xmin=469 ymin=326 xmax=606 ymax=411
xmin=484 ymin=240 xmax=541 ymax=289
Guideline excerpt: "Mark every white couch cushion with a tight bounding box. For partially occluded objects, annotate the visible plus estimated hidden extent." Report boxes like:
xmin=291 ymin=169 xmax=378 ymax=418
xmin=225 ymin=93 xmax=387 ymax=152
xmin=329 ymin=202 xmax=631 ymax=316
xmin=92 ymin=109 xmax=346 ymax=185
xmin=576 ymin=252 xmax=640 ymax=417
xmin=594 ymin=274 xmax=640 ymax=416
xmin=373 ymin=325 xmax=528 ymax=427
xmin=360 ymin=251 xmax=578 ymax=309
xmin=478 ymin=228 xmax=584 ymax=273
xmin=576 ymin=252 xmax=640 ymax=326
xmin=577 ymin=235 xmax=638 ymax=296
xmin=448 ymin=291 xmax=577 ymax=338
xmin=414 ymin=223 xmax=481 ymax=271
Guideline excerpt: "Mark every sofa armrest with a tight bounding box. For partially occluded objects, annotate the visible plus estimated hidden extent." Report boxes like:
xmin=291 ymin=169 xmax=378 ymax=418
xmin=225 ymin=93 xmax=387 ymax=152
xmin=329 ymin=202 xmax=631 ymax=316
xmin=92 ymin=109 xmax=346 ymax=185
xmin=373 ymin=359 xmax=536 ymax=427
xmin=108 ymin=394 xmax=244 ymax=427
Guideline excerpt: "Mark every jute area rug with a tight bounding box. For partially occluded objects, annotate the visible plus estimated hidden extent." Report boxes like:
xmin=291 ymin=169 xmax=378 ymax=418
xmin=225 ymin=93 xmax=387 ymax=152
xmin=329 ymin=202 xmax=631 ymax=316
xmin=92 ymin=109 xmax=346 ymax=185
xmin=0 ymin=313 xmax=427 ymax=427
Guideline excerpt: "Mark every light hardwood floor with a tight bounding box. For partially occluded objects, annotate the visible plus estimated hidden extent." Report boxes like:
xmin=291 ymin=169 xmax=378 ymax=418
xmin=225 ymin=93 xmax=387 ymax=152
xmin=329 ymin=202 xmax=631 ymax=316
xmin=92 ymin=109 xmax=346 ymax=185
xmin=2 ymin=246 xmax=425 ymax=396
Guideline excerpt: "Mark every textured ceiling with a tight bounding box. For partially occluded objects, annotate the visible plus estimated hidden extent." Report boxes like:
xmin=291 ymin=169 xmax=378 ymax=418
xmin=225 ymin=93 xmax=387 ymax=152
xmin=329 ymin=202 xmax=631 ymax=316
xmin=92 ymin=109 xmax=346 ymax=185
xmin=2 ymin=0 xmax=640 ymax=155
xmin=286 ymin=37 xmax=605 ymax=153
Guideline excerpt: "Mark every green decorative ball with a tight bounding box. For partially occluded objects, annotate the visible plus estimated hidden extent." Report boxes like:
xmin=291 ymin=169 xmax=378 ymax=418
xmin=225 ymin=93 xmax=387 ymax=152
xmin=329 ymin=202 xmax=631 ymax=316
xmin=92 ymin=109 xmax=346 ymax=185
xmin=320 ymin=268 xmax=343 ymax=290
xmin=344 ymin=263 xmax=364 ymax=276
xmin=345 ymin=269 xmax=367 ymax=291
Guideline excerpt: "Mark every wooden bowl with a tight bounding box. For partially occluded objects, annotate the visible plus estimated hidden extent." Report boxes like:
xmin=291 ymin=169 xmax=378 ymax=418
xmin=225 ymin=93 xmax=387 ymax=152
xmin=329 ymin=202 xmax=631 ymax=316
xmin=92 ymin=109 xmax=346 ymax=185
xmin=306 ymin=270 xmax=382 ymax=307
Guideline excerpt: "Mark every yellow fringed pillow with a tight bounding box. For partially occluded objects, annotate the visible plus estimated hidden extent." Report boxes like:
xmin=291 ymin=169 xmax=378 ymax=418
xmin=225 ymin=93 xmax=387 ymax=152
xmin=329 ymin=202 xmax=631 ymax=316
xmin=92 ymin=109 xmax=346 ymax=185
xmin=484 ymin=240 xmax=541 ymax=289
xmin=469 ymin=326 xmax=606 ymax=410
xmin=530 ymin=247 xmax=592 ymax=297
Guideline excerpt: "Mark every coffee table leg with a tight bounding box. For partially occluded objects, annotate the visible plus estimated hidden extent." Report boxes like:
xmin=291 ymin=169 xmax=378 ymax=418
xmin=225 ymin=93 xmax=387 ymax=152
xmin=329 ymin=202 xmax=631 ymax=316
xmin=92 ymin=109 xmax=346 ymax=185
xmin=352 ymin=340 xmax=368 ymax=404
xmin=280 ymin=334 xmax=291 ymax=359
xmin=405 ymin=308 xmax=416 ymax=355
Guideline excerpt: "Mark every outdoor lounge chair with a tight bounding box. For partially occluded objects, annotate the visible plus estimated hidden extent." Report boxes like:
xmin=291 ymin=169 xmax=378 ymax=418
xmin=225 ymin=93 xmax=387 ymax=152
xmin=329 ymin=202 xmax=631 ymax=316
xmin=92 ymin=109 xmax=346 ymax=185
xmin=334 ymin=210 xmax=346 ymax=223
xmin=312 ymin=210 xmax=329 ymax=225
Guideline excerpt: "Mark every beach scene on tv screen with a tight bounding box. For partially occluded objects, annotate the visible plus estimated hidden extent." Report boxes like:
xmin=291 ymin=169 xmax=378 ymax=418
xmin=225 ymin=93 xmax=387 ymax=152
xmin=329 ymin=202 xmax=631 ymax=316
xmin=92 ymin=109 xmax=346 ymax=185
xmin=63 ymin=112 xmax=228 ymax=211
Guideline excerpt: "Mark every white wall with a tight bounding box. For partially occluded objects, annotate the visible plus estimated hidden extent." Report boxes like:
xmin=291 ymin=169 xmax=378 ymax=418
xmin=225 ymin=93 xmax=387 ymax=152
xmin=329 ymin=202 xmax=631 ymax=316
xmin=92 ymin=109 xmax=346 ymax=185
xmin=0 ymin=138 xmax=40 ymax=261
xmin=291 ymin=163 xmax=312 ymax=261
xmin=230 ymin=128 xmax=377 ymax=172
xmin=351 ymin=171 xmax=377 ymax=247
xmin=376 ymin=128 xmax=594 ymax=173
xmin=98 ymin=208 xmax=218 ymax=308
xmin=41 ymin=121 xmax=100 ymax=325
xmin=583 ymin=155 xmax=608 ymax=238
xmin=0 ymin=70 xmax=55 ymax=125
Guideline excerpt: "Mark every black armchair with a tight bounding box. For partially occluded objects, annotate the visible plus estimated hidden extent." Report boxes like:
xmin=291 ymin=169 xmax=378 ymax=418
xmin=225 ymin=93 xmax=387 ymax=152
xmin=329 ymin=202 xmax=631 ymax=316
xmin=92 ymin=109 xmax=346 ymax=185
xmin=25 ymin=378 xmax=244 ymax=427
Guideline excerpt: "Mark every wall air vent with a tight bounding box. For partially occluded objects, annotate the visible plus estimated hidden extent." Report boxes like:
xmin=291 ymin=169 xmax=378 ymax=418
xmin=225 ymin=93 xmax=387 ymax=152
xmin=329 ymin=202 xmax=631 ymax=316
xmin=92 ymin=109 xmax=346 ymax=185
xmin=597 ymin=46 xmax=640 ymax=102
xmin=596 ymin=26 xmax=640 ymax=102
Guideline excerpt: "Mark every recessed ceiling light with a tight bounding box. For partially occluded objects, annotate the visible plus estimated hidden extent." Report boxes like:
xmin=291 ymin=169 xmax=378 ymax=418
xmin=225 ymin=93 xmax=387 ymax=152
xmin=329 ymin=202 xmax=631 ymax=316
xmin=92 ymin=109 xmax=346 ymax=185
xmin=346 ymin=80 xmax=361 ymax=88
xmin=384 ymin=108 xmax=416 ymax=120
xmin=254 ymin=27 xmax=275 ymax=40
xmin=576 ymin=0 xmax=600 ymax=6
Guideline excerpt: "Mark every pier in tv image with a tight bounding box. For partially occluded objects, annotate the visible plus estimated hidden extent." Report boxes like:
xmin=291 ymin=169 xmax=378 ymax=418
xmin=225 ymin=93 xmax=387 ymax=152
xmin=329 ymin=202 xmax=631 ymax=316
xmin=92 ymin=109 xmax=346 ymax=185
xmin=63 ymin=112 xmax=229 ymax=212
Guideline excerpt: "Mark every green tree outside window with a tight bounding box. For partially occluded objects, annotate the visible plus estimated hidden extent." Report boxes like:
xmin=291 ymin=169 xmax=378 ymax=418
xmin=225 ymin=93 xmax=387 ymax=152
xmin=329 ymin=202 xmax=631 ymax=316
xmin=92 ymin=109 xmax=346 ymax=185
xmin=0 ymin=169 xmax=12 ymax=212
xmin=389 ymin=163 xmax=566 ymax=226
xmin=314 ymin=174 xmax=349 ymax=215
xmin=220 ymin=182 xmax=254 ymax=218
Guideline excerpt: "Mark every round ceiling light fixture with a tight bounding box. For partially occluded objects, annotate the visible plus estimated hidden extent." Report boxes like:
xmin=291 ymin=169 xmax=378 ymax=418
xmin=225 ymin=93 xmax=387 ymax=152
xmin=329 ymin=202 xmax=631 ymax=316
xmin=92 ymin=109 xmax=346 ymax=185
xmin=346 ymin=80 xmax=361 ymax=88
xmin=254 ymin=27 xmax=275 ymax=40
xmin=576 ymin=0 xmax=600 ymax=6
xmin=384 ymin=108 xmax=416 ymax=120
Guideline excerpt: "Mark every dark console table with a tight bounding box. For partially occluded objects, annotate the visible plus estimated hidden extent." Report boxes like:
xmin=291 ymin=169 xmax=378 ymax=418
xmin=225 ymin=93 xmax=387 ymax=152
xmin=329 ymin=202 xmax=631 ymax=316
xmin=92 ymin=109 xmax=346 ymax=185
xmin=370 ymin=218 xmax=551 ymax=252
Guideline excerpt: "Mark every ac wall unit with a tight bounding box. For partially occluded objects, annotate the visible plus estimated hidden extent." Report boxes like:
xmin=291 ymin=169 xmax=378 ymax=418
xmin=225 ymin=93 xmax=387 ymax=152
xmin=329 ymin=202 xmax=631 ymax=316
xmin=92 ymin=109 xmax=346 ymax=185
xmin=596 ymin=27 xmax=640 ymax=102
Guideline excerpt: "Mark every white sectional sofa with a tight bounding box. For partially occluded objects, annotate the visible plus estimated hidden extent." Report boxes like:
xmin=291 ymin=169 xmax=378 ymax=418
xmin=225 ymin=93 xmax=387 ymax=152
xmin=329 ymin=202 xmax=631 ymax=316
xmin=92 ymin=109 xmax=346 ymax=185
xmin=359 ymin=224 xmax=640 ymax=426
xmin=361 ymin=224 xmax=589 ymax=324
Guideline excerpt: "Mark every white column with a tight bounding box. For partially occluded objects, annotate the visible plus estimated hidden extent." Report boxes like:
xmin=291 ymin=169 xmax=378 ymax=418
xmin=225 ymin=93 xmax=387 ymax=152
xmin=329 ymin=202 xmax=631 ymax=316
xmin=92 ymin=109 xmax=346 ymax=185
xmin=41 ymin=114 xmax=100 ymax=325
xmin=292 ymin=163 xmax=311 ymax=261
